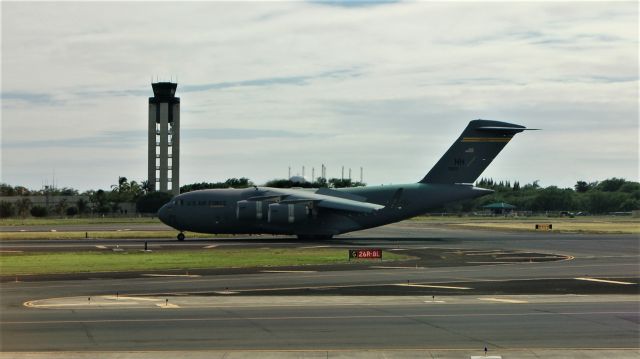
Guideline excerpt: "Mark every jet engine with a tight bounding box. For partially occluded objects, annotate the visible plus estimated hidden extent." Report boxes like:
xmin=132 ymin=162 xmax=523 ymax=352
xmin=268 ymin=203 xmax=309 ymax=224
xmin=236 ymin=200 xmax=267 ymax=221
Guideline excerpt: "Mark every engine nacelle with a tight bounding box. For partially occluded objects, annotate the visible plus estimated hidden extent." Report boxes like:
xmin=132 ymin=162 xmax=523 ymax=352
xmin=236 ymin=200 xmax=266 ymax=221
xmin=268 ymin=203 xmax=308 ymax=224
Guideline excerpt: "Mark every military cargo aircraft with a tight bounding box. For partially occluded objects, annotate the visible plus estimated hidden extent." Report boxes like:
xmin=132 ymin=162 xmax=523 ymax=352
xmin=158 ymin=119 xmax=531 ymax=240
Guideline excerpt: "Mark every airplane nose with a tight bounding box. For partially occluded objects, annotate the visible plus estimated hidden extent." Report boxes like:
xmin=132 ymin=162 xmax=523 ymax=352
xmin=158 ymin=203 xmax=170 ymax=225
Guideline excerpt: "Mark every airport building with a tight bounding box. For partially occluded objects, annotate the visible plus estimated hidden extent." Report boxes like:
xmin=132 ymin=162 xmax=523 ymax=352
xmin=148 ymin=82 xmax=180 ymax=195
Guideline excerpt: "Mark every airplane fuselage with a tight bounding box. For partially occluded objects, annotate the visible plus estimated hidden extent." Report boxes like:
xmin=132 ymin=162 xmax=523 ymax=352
xmin=158 ymin=183 xmax=492 ymax=238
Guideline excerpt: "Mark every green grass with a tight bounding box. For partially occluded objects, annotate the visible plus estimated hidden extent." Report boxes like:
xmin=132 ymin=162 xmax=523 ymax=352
xmin=409 ymin=215 xmax=639 ymax=234
xmin=0 ymin=217 xmax=160 ymax=226
xmin=0 ymin=231 xmax=218 ymax=240
xmin=0 ymin=249 xmax=409 ymax=276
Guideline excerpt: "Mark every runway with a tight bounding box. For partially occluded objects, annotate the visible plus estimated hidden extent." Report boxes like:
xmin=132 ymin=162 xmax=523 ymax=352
xmin=1 ymin=221 xmax=638 ymax=357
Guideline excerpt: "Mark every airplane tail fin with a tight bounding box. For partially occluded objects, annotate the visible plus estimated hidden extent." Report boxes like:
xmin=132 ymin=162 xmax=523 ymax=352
xmin=419 ymin=119 xmax=530 ymax=184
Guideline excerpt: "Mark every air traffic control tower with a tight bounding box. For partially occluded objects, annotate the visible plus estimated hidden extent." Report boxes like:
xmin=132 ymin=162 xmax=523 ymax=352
xmin=148 ymin=82 xmax=180 ymax=195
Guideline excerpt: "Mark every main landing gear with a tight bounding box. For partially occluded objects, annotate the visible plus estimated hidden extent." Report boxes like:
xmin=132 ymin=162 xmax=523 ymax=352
xmin=177 ymin=232 xmax=185 ymax=241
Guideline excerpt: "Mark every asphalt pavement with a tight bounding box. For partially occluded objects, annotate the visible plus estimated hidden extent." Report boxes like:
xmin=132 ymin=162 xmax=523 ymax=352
xmin=0 ymin=221 xmax=638 ymax=358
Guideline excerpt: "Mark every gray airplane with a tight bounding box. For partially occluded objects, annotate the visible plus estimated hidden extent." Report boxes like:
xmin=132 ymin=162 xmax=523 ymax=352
xmin=158 ymin=119 xmax=531 ymax=240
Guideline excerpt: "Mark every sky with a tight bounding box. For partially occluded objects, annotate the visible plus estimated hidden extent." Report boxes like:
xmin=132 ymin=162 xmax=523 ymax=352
xmin=1 ymin=1 xmax=638 ymax=192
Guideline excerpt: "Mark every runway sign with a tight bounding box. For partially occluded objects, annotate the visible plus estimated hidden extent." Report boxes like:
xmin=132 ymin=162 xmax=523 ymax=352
xmin=349 ymin=249 xmax=382 ymax=260
xmin=535 ymin=223 xmax=552 ymax=230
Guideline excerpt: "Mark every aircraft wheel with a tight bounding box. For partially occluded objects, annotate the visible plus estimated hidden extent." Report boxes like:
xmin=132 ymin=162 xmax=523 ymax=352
xmin=177 ymin=232 xmax=185 ymax=241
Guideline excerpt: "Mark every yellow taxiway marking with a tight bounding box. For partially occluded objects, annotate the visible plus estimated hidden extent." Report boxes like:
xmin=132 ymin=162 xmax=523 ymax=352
xmin=299 ymin=245 xmax=331 ymax=249
xmin=261 ymin=270 xmax=317 ymax=273
xmin=370 ymin=266 xmax=424 ymax=269
xmin=574 ymin=277 xmax=636 ymax=285
xmin=395 ymin=284 xmax=472 ymax=290
xmin=465 ymin=261 xmax=516 ymax=264
xmin=155 ymin=303 xmax=180 ymax=309
xmin=0 ymin=250 xmax=23 ymax=253
xmin=142 ymin=274 xmax=201 ymax=278
xmin=479 ymin=297 xmax=528 ymax=304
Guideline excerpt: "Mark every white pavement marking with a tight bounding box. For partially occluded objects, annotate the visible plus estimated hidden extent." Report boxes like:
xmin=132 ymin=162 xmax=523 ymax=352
xmin=479 ymin=297 xmax=529 ymax=304
xmin=389 ymin=248 xmax=408 ymax=251
xmin=142 ymin=274 xmax=201 ymax=278
xmin=102 ymin=296 xmax=162 ymax=302
xmin=299 ymin=245 xmax=331 ymax=249
xmin=395 ymin=284 xmax=472 ymax=290
xmin=574 ymin=277 xmax=636 ymax=285
xmin=471 ymin=356 xmax=502 ymax=359
xmin=0 ymin=250 xmax=23 ymax=253
xmin=423 ymin=300 xmax=447 ymax=304
xmin=155 ymin=303 xmax=180 ymax=309
xmin=203 ymin=245 xmax=218 ymax=249
xmin=95 ymin=245 xmax=107 ymax=249
xmin=213 ymin=291 xmax=239 ymax=295
xmin=261 ymin=270 xmax=317 ymax=273
xmin=370 ymin=266 xmax=424 ymax=269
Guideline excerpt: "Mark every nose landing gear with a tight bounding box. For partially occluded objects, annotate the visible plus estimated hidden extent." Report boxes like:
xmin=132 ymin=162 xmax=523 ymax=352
xmin=177 ymin=232 xmax=185 ymax=241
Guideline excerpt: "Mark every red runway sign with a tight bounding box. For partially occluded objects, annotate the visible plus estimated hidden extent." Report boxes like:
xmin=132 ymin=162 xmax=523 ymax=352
xmin=349 ymin=249 xmax=382 ymax=260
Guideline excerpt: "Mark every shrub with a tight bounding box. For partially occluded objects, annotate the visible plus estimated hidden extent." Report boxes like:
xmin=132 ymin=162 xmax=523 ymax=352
xmin=66 ymin=206 xmax=79 ymax=216
xmin=0 ymin=201 xmax=15 ymax=218
xmin=30 ymin=205 xmax=48 ymax=217
xmin=136 ymin=191 xmax=173 ymax=214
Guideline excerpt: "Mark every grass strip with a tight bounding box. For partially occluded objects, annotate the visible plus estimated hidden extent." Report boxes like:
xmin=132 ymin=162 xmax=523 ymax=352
xmin=0 ymin=231 xmax=220 ymax=240
xmin=0 ymin=217 xmax=161 ymax=226
xmin=0 ymin=249 xmax=409 ymax=276
xmin=448 ymin=222 xmax=640 ymax=234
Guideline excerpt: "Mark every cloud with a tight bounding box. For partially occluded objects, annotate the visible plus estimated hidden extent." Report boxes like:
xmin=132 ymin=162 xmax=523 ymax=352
xmin=1 ymin=1 xmax=637 ymax=190
xmin=1 ymin=92 xmax=59 ymax=105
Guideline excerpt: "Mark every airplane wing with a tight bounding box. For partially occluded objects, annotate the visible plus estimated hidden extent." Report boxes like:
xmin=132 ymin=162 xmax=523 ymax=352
xmin=250 ymin=188 xmax=384 ymax=214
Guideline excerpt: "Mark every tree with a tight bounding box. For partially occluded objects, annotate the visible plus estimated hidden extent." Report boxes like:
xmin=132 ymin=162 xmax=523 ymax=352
xmin=0 ymin=184 xmax=16 ymax=196
xmin=136 ymin=192 xmax=173 ymax=214
xmin=141 ymin=180 xmax=153 ymax=194
xmin=0 ymin=201 xmax=15 ymax=218
xmin=596 ymin=178 xmax=626 ymax=192
xmin=54 ymin=199 xmax=68 ymax=216
xmin=574 ymin=181 xmax=590 ymax=193
xmin=619 ymin=198 xmax=640 ymax=211
xmin=59 ymin=187 xmax=79 ymax=196
xmin=66 ymin=206 xmax=79 ymax=216
xmin=13 ymin=186 xmax=30 ymax=196
xmin=180 ymin=178 xmax=254 ymax=193
xmin=76 ymin=198 xmax=89 ymax=214
xmin=531 ymin=186 xmax=575 ymax=211
xmin=30 ymin=205 xmax=48 ymax=217
xmin=586 ymin=191 xmax=626 ymax=214
xmin=329 ymin=178 xmax=353 ymax=188
xmin=15 ymin=198 xmax=32 ymax=217
xmin=90 ymin=190 xmax=110 ymax=214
